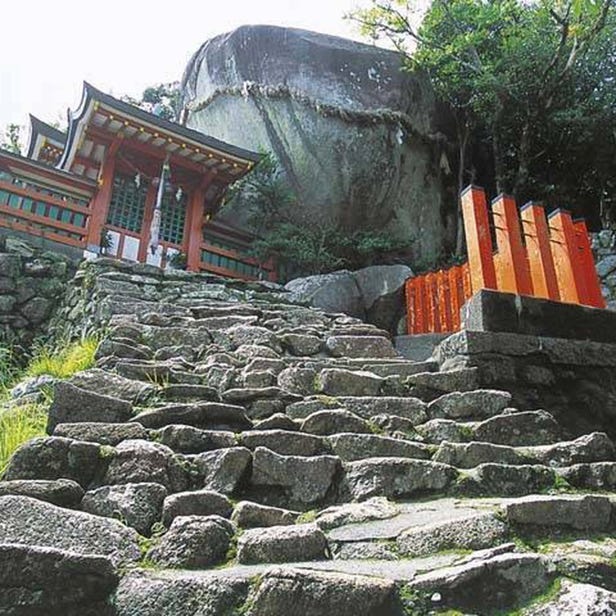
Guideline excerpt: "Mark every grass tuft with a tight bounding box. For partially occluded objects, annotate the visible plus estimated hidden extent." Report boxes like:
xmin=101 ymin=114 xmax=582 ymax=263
xmin=27 ymin=336 xmax=99 ymax=379
xmin=0 ymin=403 xmax=48 ymax=477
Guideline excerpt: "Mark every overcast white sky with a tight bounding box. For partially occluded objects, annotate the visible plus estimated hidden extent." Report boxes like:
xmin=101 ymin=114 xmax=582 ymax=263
xmin=0 ymin=0 xmax=376 ymax=131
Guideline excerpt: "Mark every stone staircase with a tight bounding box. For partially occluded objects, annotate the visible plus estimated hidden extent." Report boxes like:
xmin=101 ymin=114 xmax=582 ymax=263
xmin=1 ymin=263 xmax=616 ymax=615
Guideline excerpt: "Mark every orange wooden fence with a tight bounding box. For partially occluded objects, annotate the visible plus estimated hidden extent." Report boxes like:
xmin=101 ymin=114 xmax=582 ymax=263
xmin=405 ymin=185 xmax=605 ymax=335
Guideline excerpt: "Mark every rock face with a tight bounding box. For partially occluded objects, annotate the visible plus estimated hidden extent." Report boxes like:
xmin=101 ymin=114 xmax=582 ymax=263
xmin=182 ymin=25 xmax=449 ymax=264
xmin=284 ymin=264 xmax=413 ymax=332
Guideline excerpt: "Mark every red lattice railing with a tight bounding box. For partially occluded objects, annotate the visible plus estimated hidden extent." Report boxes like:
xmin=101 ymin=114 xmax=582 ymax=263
xmin=405 ymin=186 xmax=605 ymax=335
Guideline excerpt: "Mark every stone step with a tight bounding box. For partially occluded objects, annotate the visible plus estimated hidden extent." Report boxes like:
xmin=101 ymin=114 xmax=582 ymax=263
xmin=130 ymin=402 xmax=252 ymax=431
xmin=328 ymin=433 xmax=432 ymax=462
xmin=324 ymin=335 xmax=398 ymax=359
xmin=337 ymin=396 xmax=428 ymax=424
xmin=0 ymin=543 xmax=118 ymax=616
xmin=239 ymin=429 xmax=329 ymax=456
xmin=0 ymin=495 xmax=140 ymax=566
xmin=237 ymin=523 xmax=329 ymax=564
xmin=408 ymin=552 xmax=553 ymax=613
xmin=146 ymin=515 xmax=234 ymax=569
xmin=82 ymin=483 xmax=167 ymax=536
xmin=434 ymin=432 xmax=616 ymax=468
xmin=300 ymin=410 xmax=374 ymax=436
xmin=503 ymin=494 xmax=614 ymax=531
xmin=69 ymin=368 xmax=155 ymax=404
xmin=153 ymin=425 xmax=236 ymax=454
xmin=159 ymin=384 xmax=220 ymax=402
xmin=426 ymin=389 xmax=512 ymax=420
xmin=113 ymin=564 xmax=401 ymax=616
xmin=396 ymin=510 xmax=508 ymax=557
xmin=53 ymin=422 xmax=148 ymax=446
xmin=250 ymin=447 xmax=340 ymax=508
xmin=416 ymin=410 xmax=562 ymax=447
xmin=231 ymin=501 xmax=299 ymax=528
xmin=457 ymin=463 xmax=558 ymax=497
xmin=524 ymin=580 xmax=616 ymax=615
xmin=406 ymin=368 xmax=481 ymax=395
xmin=316 ymin=368 xmax=383 ymax=397
xmin=0 ymin=478 xmax=84 ymax=508
xmin=558 ymin=462 xmax=616 ymax=491
xmin=161 ymin=489 xmax=233 ymax=526
xmin=358 ymin=360 xmax=438 ymax=378
xmin=343 ymin=457 xmax=458 ymax=501
xmin=48 ymin=381 xmax=134 ymax=432
xmin=115 ymin=360 xmax=200 ymax=384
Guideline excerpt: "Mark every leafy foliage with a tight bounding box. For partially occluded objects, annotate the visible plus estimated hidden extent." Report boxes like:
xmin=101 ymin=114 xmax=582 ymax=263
xmin=122 ymin=82 xmax=181 ymax=122
xmin=226 ymin=152 xmax=414 ymax=278
xmin=0 ymin=124 xmax=22 ymax=155
xmin=350 ymin=0 xmax=616 ymax=246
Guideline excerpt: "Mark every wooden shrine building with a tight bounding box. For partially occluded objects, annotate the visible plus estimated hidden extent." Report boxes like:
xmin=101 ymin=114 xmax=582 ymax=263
xmin=0 ymin=83 xmax=275 ymax=280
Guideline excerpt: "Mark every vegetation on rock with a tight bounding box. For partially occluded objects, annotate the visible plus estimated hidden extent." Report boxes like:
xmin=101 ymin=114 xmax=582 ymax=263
xmin=0 ymin=403 xmax=47 ymax=477
xmin=26 ymin=336 xmax=99 ymax=380
xmin=225 ymin=152 xmax=415 ymax=277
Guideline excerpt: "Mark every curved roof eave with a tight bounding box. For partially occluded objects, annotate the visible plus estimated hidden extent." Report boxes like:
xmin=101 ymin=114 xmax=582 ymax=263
xmin=60 ymin=82 xmax=261 ymax=171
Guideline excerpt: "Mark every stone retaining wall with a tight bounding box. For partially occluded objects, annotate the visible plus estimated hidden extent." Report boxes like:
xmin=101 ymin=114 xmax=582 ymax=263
xmin=0 ymin=237 xmax=76 ymax=353
xmin=592 ymin=230 xmax=616 ymax=309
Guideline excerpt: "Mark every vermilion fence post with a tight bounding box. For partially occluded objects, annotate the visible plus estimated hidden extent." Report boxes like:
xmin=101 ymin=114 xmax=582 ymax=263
xmin=424 ymin=272 xmax=438 ymax=332
xmin=405 ymin=279 xmax=414 ymax=334
xmin=520 ymin=203 xmax=560 ymax=301
xmin=436 ymin=269 xmax=452 ymax=332
xmin=461 ymin=186 xmax=498 ymax=293
xmin=448 ymin=265 xmax=464 ymax=331
xmin=491 ymin=194 xmax=533 ymax=295
xmin=549 ymin=209 xmax=588 ymax=304
xmin=574 ymin=219 xmax=606 ymax=309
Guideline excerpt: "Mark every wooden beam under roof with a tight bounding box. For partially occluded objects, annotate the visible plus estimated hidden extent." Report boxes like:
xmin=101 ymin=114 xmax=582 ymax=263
xmin=93 ymin=104 xmax=254 ymax=169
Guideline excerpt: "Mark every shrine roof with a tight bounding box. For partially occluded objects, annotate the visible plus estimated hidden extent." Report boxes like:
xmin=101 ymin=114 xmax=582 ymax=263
xmin=59 ymin=83 xmax=261 ymax=178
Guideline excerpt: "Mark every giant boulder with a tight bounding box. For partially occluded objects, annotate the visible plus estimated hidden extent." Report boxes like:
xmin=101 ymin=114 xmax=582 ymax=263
xmin=182 ymin=25 xmax=450 ymax=264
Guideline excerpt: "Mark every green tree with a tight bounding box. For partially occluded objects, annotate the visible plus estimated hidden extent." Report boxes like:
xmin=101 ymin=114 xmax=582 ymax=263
xmin=122 ymin=82 xmax=181 ymax=122
xmin=351 ymin=0 xmax=615 ymax=250
xmin=1 ymin=124 xmax=22 ymax=155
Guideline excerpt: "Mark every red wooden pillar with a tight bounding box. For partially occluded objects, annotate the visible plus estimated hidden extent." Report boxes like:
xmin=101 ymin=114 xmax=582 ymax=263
xmin=548 ymin=209 xmax=588 ymax=304
xmin=186 ymin=172 xmax=215 ymax=272
xmin=491 ymin=194 xmax=533 ymax=295
xmin=86 ymin=137 xmax=122 ymax=253
xmin=185 ymin=185 xmax=206 ymax=272
xmin=520 ymin=203 xmax=560 ymax=301
xmin=460 ymin=186 xmax=497 ymax=293
xmin=574 ymin=219 xmax=606 ymax=308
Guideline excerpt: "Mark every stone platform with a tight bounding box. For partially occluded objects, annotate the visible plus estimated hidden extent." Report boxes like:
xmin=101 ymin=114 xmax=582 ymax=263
xmin=462 ymin=289 xmax=616 ymax=344
xmin=432 ymin=289 xmax=616 ymax=438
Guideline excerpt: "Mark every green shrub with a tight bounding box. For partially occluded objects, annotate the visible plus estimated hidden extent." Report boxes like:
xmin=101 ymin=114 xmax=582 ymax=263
xmin=0 ymin=403 xmax=47 ymax=477
xmin=27 ymin=336 xmax=99 ymax=379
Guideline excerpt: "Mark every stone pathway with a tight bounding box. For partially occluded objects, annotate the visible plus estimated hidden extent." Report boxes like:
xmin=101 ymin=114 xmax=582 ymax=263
xmin=1 ymin=262 xmax=616 ymax=614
